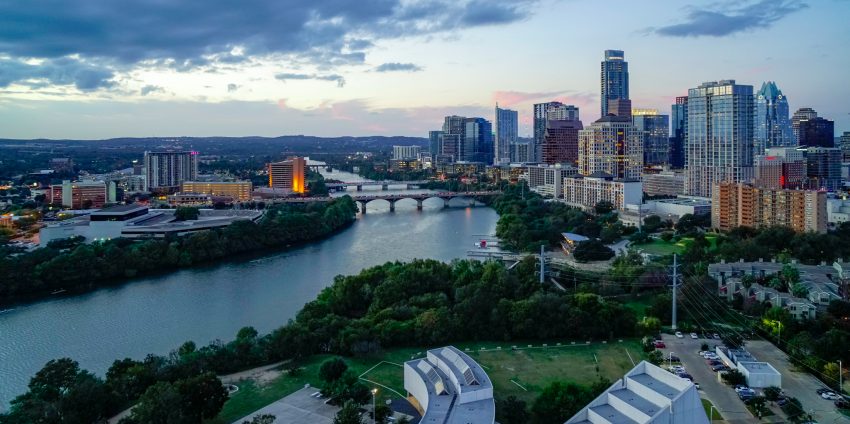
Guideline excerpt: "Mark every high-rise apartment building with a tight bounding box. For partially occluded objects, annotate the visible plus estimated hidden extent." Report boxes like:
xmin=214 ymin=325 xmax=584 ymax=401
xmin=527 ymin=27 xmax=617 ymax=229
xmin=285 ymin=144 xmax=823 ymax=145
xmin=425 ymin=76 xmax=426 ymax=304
xmin=685 ymin=80 xmax=754 ymax=198
xmin=428 ymin=130 xmax=443 ymax=157
xmin=601 ymin=50 xmax=629 ymax=117
xmin=804 ymin=147 xmax=842 ymax=191
xmin=534 ymin=102 xmax=579 ymax=162
xmin=495 ymin=105 xmax=518 ymax=165
xmin=841 ymin=131 xmax=850 ymax=161
xmin=632 ymin=109 xmax=670 ymax=166
xmin=578 ymin=115 xmax=643 ymax=180
xmin=510 ymin=141 xmax=532 ymax=163
xmin=791 ymin=107 xmax=818 ymax=143
xmin=754 ymin=81 xmax=793 ymax=155
xmin=268 ymin=156 xmax=306 ymax=193
xmin=541 ymin=119 xmax=583 ymax=165
xmin=712 ymin=182 xmax=826 ymax=233
xmin=798 ymin=117 xmax=835 ymax=148
xmin=392 ymin=145 xmax=421 ymax=160
xmin=144 ymin=151 xmax=199 ymax=192
xmin=670 ymin=96 xmax=688 ymax=169
xmin=440 ymin=115 xmax=493 ymax=163
xmin=754 ymin=147 xmax=806 ymax=190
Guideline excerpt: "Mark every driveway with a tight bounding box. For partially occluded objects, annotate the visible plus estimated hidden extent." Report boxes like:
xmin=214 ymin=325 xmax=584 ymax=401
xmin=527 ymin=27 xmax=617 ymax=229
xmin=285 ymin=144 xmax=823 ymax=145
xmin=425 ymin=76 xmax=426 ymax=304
xmin=661 ymin=334 xmax=757 ymax=424
xmin=746 ymin=340 xmax=850 ymax=423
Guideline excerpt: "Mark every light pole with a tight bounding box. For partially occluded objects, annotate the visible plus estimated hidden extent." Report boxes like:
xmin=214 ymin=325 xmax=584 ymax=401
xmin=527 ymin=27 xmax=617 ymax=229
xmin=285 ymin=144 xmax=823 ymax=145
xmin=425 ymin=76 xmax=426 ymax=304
xmin=709 ymin=405 xmax=716 ymax=421
xmin=371 ymin=388 xmax=378 ymax=424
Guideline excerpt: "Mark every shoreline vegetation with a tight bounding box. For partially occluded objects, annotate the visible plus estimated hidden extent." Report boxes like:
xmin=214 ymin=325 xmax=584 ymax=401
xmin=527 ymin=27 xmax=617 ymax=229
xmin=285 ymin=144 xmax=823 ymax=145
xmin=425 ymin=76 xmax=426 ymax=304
xmin=0 ymin=196 xmax=359 ymax=306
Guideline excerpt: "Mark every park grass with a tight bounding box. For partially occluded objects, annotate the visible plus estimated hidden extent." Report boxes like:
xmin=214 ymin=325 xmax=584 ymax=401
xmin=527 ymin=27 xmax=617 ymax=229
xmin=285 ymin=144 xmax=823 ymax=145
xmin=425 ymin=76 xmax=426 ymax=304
xmin=702 ymin=398 xmax=724 ymax=421
xmin=639 ymin=239 xmax=686 ymax=256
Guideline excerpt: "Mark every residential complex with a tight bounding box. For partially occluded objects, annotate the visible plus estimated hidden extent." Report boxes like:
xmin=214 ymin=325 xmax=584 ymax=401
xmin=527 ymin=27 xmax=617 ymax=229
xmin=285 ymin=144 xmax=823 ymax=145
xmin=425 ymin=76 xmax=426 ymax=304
xmin=526 ymin=164 xmax=578 ymax=198
xmin=439 ymin=116 xmax=493 ymax=164
xmin=562 ymin=173 xmax=642 ymax=212
xmin=392 ymin=145 xmax=421 ymax=160
xmin=578 ymin=115 xmax=643 ymax=180
xmin=494 ymin=105 xmax=518 ymax=165
xmin=711 ymin=182 xmax=827 ymax=233
xmin=798 ymin=116 xmax=835 ymax=148
xmin=144 ymin=151 xmax=199 ymax=192
xmin=804 ymin=147 xmax=842 ymax=191
xmin=754 ymin=147 xmax=806 ymax=190
xmin=600 ymin=49 xmax=629 ymax=117
xmin=791 ymin=107 xmax=818 ymax=144
xmin=181 ymin=181 xmax=253 ymax=202
xmin=268 ymin=156 xmax=306 ymax=193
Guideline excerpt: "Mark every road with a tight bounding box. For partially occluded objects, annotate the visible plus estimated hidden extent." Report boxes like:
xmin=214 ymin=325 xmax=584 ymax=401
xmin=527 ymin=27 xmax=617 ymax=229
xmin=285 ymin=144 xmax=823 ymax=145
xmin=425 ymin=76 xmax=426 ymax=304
xmin=746 ymin=340 xmax=850 ymax=423
xmin=660 ymin=334 xmax=757 ymax=424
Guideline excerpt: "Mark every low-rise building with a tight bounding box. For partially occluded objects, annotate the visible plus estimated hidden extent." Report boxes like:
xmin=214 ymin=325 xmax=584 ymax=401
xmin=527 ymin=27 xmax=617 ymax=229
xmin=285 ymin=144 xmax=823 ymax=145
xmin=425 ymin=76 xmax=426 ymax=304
xmin=562 ymin=173 xmax=642 ymax=211
xmin=48 ymin=180 xmax=117 ymax=209
xmin=827 ymin=197 xmax=850 ymax=224
xmin=436 ymin=161 xmax=485 ymax=176
xmin=715 ymin=347 xmax=782 ymax=388
xmin=181 ymin=181 xmax=253 ymax=202
xmin=642 ymin=170 xmax=685 ymax=196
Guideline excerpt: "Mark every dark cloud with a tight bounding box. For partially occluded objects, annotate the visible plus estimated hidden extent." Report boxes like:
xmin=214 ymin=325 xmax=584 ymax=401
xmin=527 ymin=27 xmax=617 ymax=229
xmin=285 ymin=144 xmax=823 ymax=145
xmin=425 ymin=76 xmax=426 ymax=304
xmin=275 ymin=72 xmax=346 ymax=87
xmin=653 ymin=0 xmax=808 ymax=37
xmin=0 ymin=57 xmax=114 ymax=90
xmin=374 ymin=62 xmax=423 ymax=72
xmin=140 ymin=85 xmax=163 ymax=96
xmin=0 ymin=0 xmax=537 ymax=89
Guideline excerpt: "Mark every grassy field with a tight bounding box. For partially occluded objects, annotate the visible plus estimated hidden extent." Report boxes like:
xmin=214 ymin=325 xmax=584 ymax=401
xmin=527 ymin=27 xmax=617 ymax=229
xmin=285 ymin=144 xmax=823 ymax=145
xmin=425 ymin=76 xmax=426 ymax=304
xmin=212 ymin=340 xmax=646 ymax=422
xmin=638 ymin=239 xmax=686 ymax=256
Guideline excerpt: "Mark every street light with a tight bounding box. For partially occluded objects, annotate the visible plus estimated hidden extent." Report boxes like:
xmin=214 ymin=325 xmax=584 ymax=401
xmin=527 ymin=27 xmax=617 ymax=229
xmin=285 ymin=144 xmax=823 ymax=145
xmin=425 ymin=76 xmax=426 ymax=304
xmin=371 ymin=388 xmax=378 ymax=424
xmin=709 ymin=405 xmax=716 ymax=421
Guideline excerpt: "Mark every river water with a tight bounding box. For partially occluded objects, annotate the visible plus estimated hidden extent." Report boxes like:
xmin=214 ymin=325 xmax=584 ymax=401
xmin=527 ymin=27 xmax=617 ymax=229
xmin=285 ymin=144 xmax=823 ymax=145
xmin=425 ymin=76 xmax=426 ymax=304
xmin=0 ymin=168 xmax=498 ymax=409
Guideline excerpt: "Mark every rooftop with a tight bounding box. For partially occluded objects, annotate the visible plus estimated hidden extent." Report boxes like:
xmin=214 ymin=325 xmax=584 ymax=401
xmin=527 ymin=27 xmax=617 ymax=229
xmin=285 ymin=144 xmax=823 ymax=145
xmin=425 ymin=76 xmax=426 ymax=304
xmin=92 ymin=204 xmax=148 ymax=215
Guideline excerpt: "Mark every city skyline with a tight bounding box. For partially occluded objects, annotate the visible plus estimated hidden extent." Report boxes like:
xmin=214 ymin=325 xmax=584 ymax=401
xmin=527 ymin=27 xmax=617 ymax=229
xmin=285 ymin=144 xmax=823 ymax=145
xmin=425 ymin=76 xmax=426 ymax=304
xmin=0 ymin=0 xmax=848 ymax=139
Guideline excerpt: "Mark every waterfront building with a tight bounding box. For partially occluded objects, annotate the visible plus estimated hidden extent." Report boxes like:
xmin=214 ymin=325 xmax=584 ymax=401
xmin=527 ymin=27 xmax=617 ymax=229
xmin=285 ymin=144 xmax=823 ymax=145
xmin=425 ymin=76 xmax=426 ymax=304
xmin=670 ymin=96 xmax=688 ymax=169
xmin=268 ymin=156 xmax=306 ymax=193
xmin=711 ymin=182 xmax=826 ymax=233
xmin=542 ymin=119 xmax=583 ymax=165
xmin=798 ymin=117 xmax=835 ymax=148
xmin=48 ymin=180 xmax=116 ymax=209
xmin=526 ymin=164 xmax=578 ymax=198
xmin=562 ymin=173 xmax=642 ymax=211
xmin=754 ymin=147 xmax=806 ymax=190
xmin=534 ymin=102 xmax=578 ymax=162
xmin=494 ymin=105 xmax=518 ymax=165
xmin=181 ymin=181 xmax=253 ymax=202
xmin=436 ymin=161 xmax=485 ymax=176
xmin=404 ymin=346 xmax=494 ymax=424
xmin=389 ymin=158 xmax=422 ymax=172
xmin=566 ymin=360 xmax=708 ymax=424
xmin=601 ymin=49 xmax=629 ymax=117
xmin=578 ymin=115 xmax=643 ymax=180
xmin=392 ymin=145 xmax=421 ymax=160
xmin=791 ymin=107 xmax=818 ymax=144
xmin=632 ymin=109 xmax=670 ymax=166
xmin=685 ymin=80 xmax=754 ymax=197
xmin=144 ymin=151 xmax=199 ymax=193
xmin=753 ymin=81 xmax=793 ymax=155
xmin=428 ymin=130 xmax=444 ymax=157
xmin=642 ymin=170 xmax=685 ymax=196
xmin=804 ymin=147 xmax=842 ymax=191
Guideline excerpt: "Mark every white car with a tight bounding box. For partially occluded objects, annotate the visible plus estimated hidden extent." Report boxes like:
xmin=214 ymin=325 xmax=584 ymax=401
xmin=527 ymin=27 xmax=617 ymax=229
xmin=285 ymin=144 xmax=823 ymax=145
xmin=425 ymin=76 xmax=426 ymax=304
xmin=675 ymin=331 xmax=684 ymax=338
xmin=821 ymin=391 xmax=841 ymax=400
xmin=690 ymin=333 xmax=698 ymax=339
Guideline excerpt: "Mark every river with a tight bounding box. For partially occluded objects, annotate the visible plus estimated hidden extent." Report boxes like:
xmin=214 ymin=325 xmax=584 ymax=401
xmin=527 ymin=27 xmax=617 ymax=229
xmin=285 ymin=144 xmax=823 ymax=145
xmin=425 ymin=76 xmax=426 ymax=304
xmin=0 ymin=168 xmax=498 ymax=409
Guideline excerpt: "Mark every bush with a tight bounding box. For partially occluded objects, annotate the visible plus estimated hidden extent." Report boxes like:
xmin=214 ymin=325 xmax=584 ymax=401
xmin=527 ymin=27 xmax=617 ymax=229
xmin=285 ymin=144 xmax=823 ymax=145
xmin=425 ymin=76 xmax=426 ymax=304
xmin=763 ymin=386 xmax=781 ymax=401
xmin=573 ymin=240 xmax=615 ymax=262
xmin=721 ymin=369 xmax=746 ymax=386
xmin=659 ymin=231 xmax=674 ymax=242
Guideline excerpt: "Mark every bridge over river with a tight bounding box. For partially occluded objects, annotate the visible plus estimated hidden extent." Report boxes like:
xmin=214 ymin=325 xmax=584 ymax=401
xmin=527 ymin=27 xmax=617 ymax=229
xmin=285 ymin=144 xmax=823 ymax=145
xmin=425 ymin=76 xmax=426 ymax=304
xmin=325 ymin=180 xmax=431 ymax=191
xmin=275 ymin=190 xmax=501 ymax=213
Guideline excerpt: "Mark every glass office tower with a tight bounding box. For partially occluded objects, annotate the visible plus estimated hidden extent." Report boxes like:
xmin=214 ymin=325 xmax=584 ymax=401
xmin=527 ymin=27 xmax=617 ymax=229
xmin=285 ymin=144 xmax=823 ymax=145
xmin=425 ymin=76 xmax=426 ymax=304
xmin=601 ymin=50 xmax=629 ymax=117
xmin=495 ymin=105 xmax=518 ymax=165
xmin=754 ymin=81 xmax=793 ymax=155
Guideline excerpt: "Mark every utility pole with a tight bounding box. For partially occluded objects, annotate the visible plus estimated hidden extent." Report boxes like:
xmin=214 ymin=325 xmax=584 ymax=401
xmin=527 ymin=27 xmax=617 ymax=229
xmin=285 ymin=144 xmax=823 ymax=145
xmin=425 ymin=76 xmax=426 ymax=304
xmin=672 ymin=254 xmax=679 ymax=331
xmin=840 ymin=360 xmax=843 ymax=394
xmin=539 ymin=244 xmax=545 ymax=284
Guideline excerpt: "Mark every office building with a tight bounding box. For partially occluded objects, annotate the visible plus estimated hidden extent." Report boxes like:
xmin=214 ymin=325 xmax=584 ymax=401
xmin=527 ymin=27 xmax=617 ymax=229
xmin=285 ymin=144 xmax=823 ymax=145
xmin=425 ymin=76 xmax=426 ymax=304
xmin=601 ymin=49 xmax=629 ymax=117
xmin=711 ymin=182 xmax=827 ymax=233
xmin=494 ymin=105 xmax=518 ymax=165
xmin=48 ymin=180 xmax=116 ymax=209
xmin=534 ymin=102 xmax=578 ymax=162
xmin=633 ymin=109 xmax=670 ymax=166
xmin=685 ymin=80 xmax=754 ymax=197
xmin=670 ymin=96 xmax=688 ymax=169
xmin=542 ymin=119 xmax=583 ymax=165
xmin=404 ymin=346 xmax=494 ymax=424
xmin=578 ymin=115 xmax=643 ymax=180
xmin=440 ymin=116 xmax=493 ymax=164
xmin=181 ymin=181 xmax=253 ymax=202
xmin=791 ymin=107 xmax=818 ymax=144
xmin=841 ymin=131 xmax=850 ymax=161
xmin=642 ymin=170 xmax=685 ymax=196
xmin=526 ymin=164 xmax=578 ymax=198
xmin=268 ymin=156 xmax=306 ymax=193
xmin=753 ymin=81 xmax=793 ymax=155
xmin=754 ymin=147 xmax=806 ymax=190
xmin=392 ymin=145 xmax=421 ymax=160
xmin=804 ymin=147 xmax=842 ymax=191
xmin=428 ymin=130 xmax=444 ymax=157
xmin=510 ymin=141 xmax=532 ymax=163
xmin=144 ymin=151 xmax=199 ymax=193
xmin=607 ymin=99 xmax=632 ymax=118
xmin=798 ymin=117 xmax=835 ymax=148
xmin=566 ymin=361 xmax=708 ymax=424
xmin=562 ymin=173 xmax=642 ymax=211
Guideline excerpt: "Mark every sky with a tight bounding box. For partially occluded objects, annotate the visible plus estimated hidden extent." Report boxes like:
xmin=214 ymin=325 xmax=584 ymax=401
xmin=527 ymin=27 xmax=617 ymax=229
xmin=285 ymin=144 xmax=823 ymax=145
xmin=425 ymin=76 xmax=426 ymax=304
xmin=0 ymin=0 xmax=848 ymax=140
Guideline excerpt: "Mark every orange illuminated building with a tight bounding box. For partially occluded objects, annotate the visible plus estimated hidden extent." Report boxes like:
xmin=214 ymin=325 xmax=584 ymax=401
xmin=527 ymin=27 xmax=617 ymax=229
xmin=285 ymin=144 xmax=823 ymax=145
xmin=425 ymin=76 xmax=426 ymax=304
xmin=268 ymin=157 xmax=306 ymax=193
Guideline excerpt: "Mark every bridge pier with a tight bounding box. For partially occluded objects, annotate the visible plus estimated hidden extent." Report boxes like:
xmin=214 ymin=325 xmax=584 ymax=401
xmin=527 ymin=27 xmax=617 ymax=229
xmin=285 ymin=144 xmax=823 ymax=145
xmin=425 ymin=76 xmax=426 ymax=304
xmin=389 ymin=200 xmax=396 ymax=212
xmin=416 ymin=199 xmax=423 ymax=210
xmin=381 ymin=184 xmax=388 ymax=191
xmin=356 ymin=185 xmax=363 ymax=191
xmin=357 ymin=201 xmax=366 ymax=214
xmin=443 ymin=198 xmax=450 ymax=208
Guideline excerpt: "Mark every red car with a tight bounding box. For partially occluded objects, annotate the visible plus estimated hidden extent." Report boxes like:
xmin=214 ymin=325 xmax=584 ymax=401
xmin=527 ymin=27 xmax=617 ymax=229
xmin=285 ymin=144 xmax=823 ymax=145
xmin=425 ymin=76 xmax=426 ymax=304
xmin=653 ymin=341 xmax=666 ymax=348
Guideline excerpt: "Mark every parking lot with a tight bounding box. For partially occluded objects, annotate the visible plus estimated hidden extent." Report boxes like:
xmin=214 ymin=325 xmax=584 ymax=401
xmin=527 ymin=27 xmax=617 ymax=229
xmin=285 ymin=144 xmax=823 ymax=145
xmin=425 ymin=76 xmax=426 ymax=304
xmin=660 ymin=334 xmax=757 ymax=424
xmin=232 ymin=386 xmax=338 ymax=424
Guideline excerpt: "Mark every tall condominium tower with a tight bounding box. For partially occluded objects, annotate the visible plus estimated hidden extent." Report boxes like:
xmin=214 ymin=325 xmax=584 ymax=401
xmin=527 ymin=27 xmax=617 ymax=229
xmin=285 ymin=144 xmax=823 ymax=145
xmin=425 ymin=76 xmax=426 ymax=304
xmin=791 ymin=107 xmax=818 ymax=143
xmin=670 ymin=96 xmax=688 ymax=169
xmin=601 ymin=50 xmax=629 ymax=117
xmin=440 ymin=115 xmax=493 ymax=163
xmin=754 ymin=81 xmax=793 ymax=155
xmin=578 ymin=115 xmax=643 ymax=180
xmin=632 ymin=109 xmax=670 ymax=166
xmin=428 ymin=130 xmax=443 ymax=157
xmin=542 ymin=119 xmax=584 ymax=165
xmin=144 ymin=151 xmax=198 ymax=192
xmin=495 ymin=105 xmax=518 ymax=165
xmin=685 ymin=80 xmax=754 ymax=198
xmin=533 ymin=102 xmax=578 ymax=162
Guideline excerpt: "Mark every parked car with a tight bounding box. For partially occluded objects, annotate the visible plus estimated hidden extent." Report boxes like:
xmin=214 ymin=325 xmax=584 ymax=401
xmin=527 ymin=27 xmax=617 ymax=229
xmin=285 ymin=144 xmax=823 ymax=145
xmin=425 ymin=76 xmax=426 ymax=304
xmin=821 ymin=392 xmax=841 ymax=400
xmin=690 ymin=332 xmax=698 ymax=339
xmin=734 ymin=385 xmax=750 ymax=393
xmin=675 ymin=331 xmax=684 ymax=338
xmin=712 ymin=365 xmax=728 ymax=372
xmin=708 ymin=360 xmax=722 ymax=366
xmin=654 ymin=341 xmax=666 ymax=348
xmin=678 ymin=373 xmax=693 ymax=381
xmin=836 ymin=399 xmax=850 ymax=409
xmin=816 ymin=388 xmax=831 ymax=395
xmin=669 ymin=355 xmax=680 ymax=362
xmin=713 ymin=333 xmax=721 ymax=339
xmin=694 ymin=382 xmax=700 ymax=389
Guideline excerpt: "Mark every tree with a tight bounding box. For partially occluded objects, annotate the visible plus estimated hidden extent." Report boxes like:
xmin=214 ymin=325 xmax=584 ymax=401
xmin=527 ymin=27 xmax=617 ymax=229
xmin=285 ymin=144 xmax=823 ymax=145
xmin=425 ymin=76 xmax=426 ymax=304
xmin=629 ymin=231 xmax=650 ymax=244
xmin=780 ymin=397 xmax=808 ymax=423
xmin=572 ymin=240 xmax=615 ymax=262
xmin=647 ymin=350 xmax=664 ymax=366
xmin=594 ymin=201 xmax=614 ymax=215
xmin=781 ymin=263 xmax=801 ymax=285
xmin=763 ymin=386 xmax=782 ymax=401
xmin=333 ymin=401 xmax=363 ymax=424
xmin=642 ymin=215 xmax=663 ymax=233
xmin=721 ymin=369 xmax=746 ymax=386
xmin=374 ymin=404 xmax=391 ymax=424
xmin=125 ymin=372 xmax=227 ymax=423
xmin=497 ymin=396 xmax=530 ymax=424
xmin=320 ymin=357 xmax=349 ymax=383
xmin=530 ymin=381 xmax=594 ymax=424
xmin=125 ymin=381 xmax=184 ymax=423
xmin=748 ymin=396 xmax=768 ymax=418
xmin=174 ymin=207 xmax=200 ymax=221
xmin=790 ymin=283 xmax=808 ymax=298
xmin=636 ymin=317 xmax=662 ymax=338
xmin=659 ymin=231 xmax=674 ymax=242
xmin=823 ymin=362 xmax=841 ymax=389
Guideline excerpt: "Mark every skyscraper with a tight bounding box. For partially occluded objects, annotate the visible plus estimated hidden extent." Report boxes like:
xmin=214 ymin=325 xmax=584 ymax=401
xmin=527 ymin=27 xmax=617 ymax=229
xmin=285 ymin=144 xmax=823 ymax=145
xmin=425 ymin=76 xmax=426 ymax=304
xmin=440 ymin=115 xmax=466 ymax=161
xmin=541 ymin=119 xmax=583 ymax=165
xmin=601 ymin=50 xmax=629 ymax=117
xmin=534 ymin=102 xmax=578 ymax=162
xmin=268 ymin=156 xmax=306 ymax=193
xmin=798 ymin=117 xmax=835 ymax=147
xmin=841 ymin=131 xmax=850 ymax=161
xmin=670 ymin=96 xmax=688 ymax=169
xmin=685 ymin=80 xmax=754 ymax=198
xmin=495 ymin=105 xmax=518 ymax=165
xmin=578 ymin=115 xmax=643 ymax=179
xmin=753 ymin=81 xmax=793 ymax=155
xmin=144 ymin=151 xmax=199 ymax=192
xmin=440 ymin=115 xmax=493 ymax=163
xmin=791 ymin=107 xmax=818 ymax=143
xmin=428 ymin=130 xmax=443 ymax=157
xmin=632 ymin=109 xmax=670 ymax=166
xmin=804 ymin=147 xmax=842 ymax=191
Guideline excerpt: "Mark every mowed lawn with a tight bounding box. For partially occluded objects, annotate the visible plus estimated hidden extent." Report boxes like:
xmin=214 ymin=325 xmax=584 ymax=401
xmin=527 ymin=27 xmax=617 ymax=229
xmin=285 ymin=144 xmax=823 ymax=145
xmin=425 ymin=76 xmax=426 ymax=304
xmin=212 ymin=341 xmax=645 ymax=422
